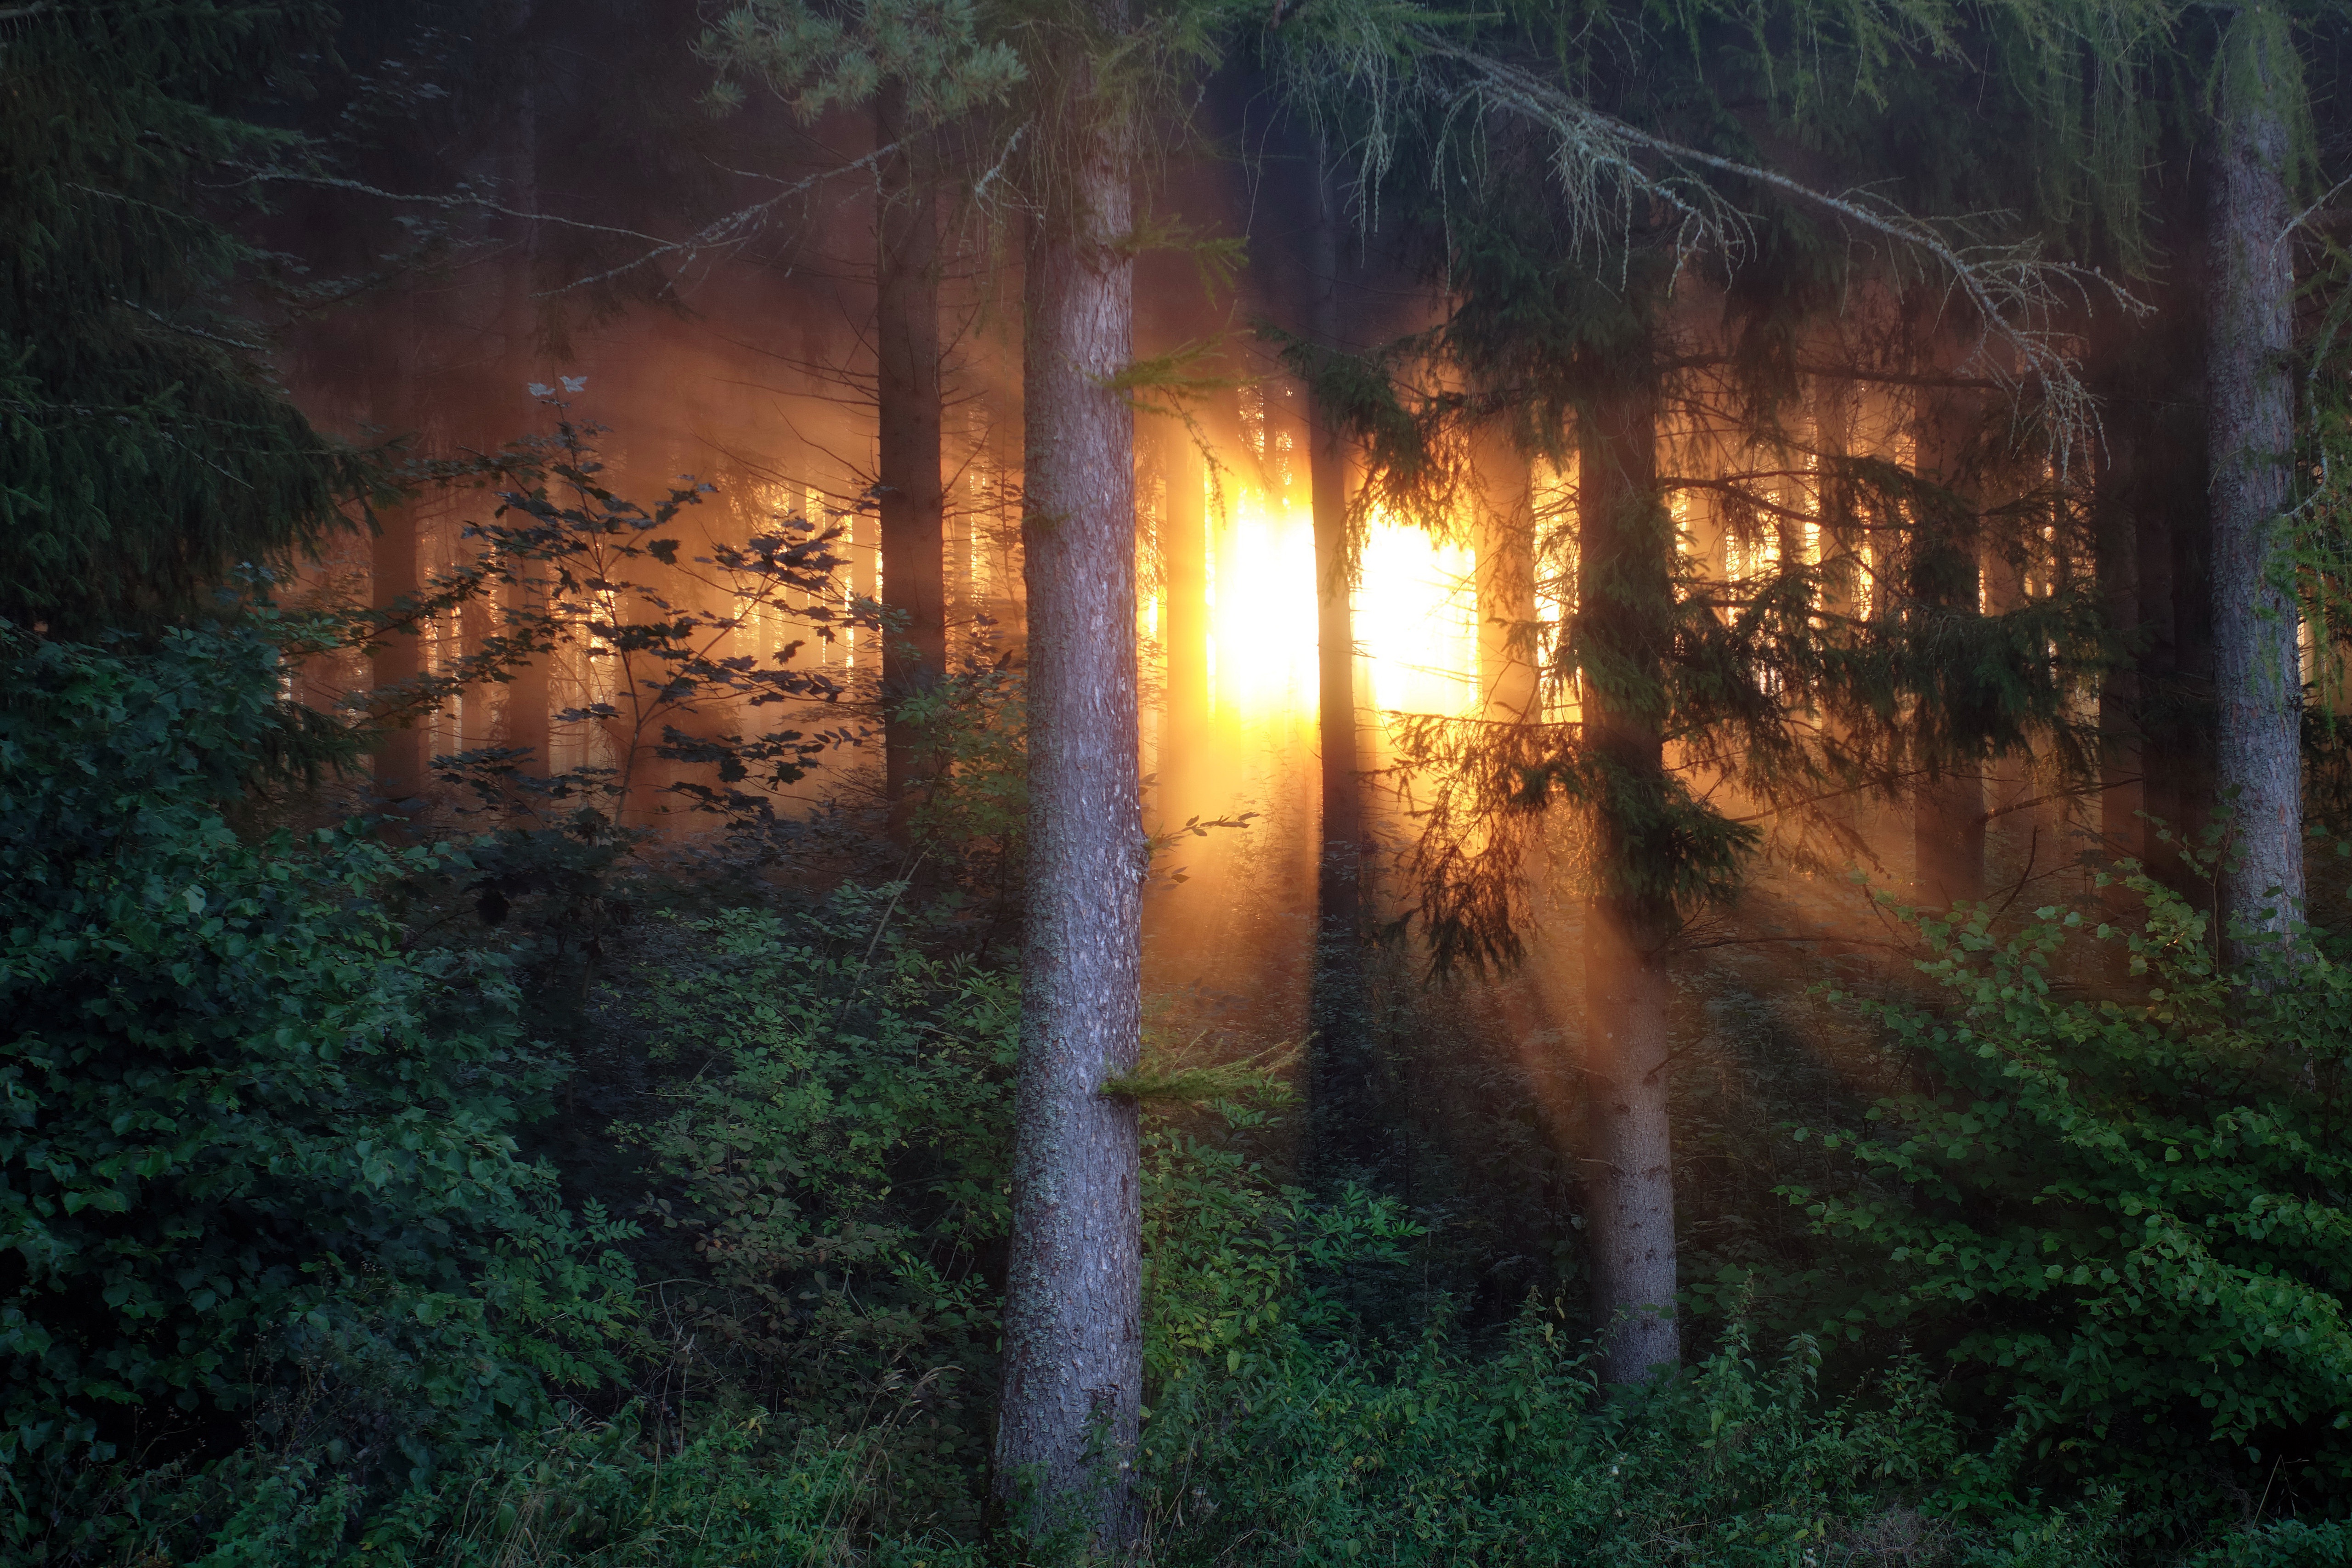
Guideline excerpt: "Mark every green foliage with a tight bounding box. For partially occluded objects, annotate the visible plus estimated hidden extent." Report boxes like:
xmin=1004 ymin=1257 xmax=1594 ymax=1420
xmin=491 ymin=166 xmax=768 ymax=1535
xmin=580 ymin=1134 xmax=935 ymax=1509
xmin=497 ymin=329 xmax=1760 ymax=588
xmin=0 ymin=625 xmax=636 ymax=1550
xmin=1787 ymin=877 xmax=2352 ymax=1510
xmin=75 ymin=1405 xmax=986 ymax=1568
xmin=0 ymin=1 xmax=360 ymax=632
xmin=1133 ymin=1104 xmax=2110 ymax=1566
xmin=1146 ymin=1291 xmax=2107 ymax=1567
xmin=897 ymin=662 xmax=1029 ymax=886
xmin=614 ymin=896 xmax=1017 ymax=1513
xmin=700 ymin=0 xmax=1025 ymax=124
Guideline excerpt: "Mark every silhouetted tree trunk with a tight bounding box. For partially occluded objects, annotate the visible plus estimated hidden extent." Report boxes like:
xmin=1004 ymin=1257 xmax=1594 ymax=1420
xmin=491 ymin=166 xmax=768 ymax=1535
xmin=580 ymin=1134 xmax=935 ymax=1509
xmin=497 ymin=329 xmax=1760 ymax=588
xmin=373 ymin=290 xmax=427 ymax=805
xmin=877 ymin=82 xmax=947 ymax=845
xmin=1911 ymin=374 xmax=1985 ymax=906
xmin=1577 ymin=370 xmax=1679 ymax=1385
xmin=496 ymin=22 xmax=550 ymax=783
xmin=1810 ymin=377 xmax=1865 ymax=846
xmin=2087 ymin=266 xmax=2212 ymax=894
xmin=1303 ymin=136 xmax=1376 ymax=1183
xmin=994 ymin=38 xmax=1145 ymax=1545
xmin=2095 ymin=454 xmax=2145 ymax=862
xmin=2207 ymin=7 xmax=2303 ymax=947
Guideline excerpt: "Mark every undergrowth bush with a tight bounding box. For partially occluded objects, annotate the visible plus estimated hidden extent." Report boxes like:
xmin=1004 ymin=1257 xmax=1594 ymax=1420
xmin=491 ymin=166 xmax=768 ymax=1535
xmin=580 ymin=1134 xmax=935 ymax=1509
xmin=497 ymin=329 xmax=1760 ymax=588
xmin=1784 ymin=871 xmax=2352 ymax=1531
xmin=0 ymin=627 xmax=636 ymax=1557
xmin=63 ymin=1404 xmax=984 ymax=1568
xmin=1135 ymin=1101 xmax=2120 ymax=1568
xmin=612 ymin=894 xmax=1019 ymax=1529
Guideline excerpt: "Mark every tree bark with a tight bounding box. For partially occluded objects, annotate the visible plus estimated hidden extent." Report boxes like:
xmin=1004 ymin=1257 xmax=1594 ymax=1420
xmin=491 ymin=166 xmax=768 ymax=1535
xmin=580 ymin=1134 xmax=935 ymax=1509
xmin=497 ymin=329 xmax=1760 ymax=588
xmin=2207 ymin=7 xmax=2304 ymax=947
xmin=876 ymin=83 xmax=948 ymax=846
xmin=2094 ymin=459 xmax=2145 ymax=863
xmin=1577 ymin=373 xmax=1679 ymax=1385
xmin=994 ymin=48 xmax=1144 ymax=1545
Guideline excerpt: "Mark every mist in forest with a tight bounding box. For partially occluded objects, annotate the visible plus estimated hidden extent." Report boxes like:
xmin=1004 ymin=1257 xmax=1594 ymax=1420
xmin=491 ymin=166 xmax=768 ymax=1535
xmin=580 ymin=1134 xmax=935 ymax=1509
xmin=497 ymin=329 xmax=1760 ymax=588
xmin=21 ymin=0 xmax=2352 ymax=1557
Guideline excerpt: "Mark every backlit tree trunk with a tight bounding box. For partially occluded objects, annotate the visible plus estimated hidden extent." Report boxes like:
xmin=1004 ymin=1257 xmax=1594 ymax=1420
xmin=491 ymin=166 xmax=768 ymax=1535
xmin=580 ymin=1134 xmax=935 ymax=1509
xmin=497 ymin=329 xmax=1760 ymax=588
xmin=371 ymin=501 xmax=426 ymax=803
xmin=1577 ymin=374 xmax=1679 ymax=1385
xmin=2207 ymin=6 xmax=2303 ymax=947
xmin=2093 ymin=425 xmax=2146 ymax=864
xmin=497 ymin=43 xmax=550 ymax=786
xmin=994 ymin=41 xmax=1145 ymax=1544
xmin=876 ymin=82 xmax=948 ymax=845
xmin=1305 ymin=136 xmax=1375 ymax=1183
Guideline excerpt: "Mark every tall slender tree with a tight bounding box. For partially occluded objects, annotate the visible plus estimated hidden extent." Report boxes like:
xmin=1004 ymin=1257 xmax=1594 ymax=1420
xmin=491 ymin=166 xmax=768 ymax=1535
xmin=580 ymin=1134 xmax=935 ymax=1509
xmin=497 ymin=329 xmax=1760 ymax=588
xmin=1910 ymin=367 xmax=1988 ymax=907
xmin=994 ymin=12 xmax=1149 ymax=1537
xmin=2206 ymin=3 xmax=2306 ymax=944
xmin=1298 ymin=135 xmax=1380 ymax=1182
xmin=876 ymin=81 xmax=951 ymax=843
xmin=1474 ymin=430 xmax=1541 ymax=724
xmin=1574 ymin=352 xmax=1683 ymax=1381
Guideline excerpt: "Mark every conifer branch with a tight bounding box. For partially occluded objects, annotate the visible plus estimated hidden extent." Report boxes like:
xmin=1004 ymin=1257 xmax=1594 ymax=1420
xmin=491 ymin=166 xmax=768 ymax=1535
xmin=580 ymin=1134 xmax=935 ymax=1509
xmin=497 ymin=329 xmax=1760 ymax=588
xmin=1419 ymin=41 xmax=2146 ymax=470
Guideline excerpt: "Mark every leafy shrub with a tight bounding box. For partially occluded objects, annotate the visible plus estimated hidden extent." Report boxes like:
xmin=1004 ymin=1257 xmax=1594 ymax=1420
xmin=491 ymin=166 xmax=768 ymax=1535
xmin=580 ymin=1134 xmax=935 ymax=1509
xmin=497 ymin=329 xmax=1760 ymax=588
xmin=1787 ymin=875 xmax=2352 ymax=1517
xmin=1148 ymin=1291 xmax=2080 ymax=1567
xmin=1133 ymin=1109 xmax=2101 ymax=1568
xmin=613 ymin=895 xmax=1018 ymax=1519
xmin=0 ymin=627 xmax=635 ymax=1550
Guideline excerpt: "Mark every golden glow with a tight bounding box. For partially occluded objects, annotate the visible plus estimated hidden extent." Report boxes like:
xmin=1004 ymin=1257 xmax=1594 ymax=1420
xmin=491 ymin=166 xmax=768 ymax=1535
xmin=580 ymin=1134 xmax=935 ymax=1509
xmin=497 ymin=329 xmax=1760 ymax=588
xmin=1356 ymin=521 xmax=1478 ymax=719
xmin=1204 ymin=481 xmax=1319 ymax=726
xmin=1188 ymin=475 xmax=1481 ymax=730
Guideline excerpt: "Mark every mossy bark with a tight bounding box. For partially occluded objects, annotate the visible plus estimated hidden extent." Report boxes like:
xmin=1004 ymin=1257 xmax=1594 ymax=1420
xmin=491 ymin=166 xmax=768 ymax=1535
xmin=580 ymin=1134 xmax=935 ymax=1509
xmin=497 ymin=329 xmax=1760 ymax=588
xmin=994 ymin=42 xmax=1146 ymax=1545
xmin=2206 ymin=8 xmax=2304 ymax=947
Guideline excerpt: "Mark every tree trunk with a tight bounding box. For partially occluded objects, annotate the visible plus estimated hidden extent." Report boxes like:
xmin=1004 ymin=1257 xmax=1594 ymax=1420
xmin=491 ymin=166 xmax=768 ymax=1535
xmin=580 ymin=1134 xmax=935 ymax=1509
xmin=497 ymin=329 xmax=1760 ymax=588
xmin=1577 ymin=374 xmax=1679 ymax=1385
xmin=877 ymin=83 xmax=948 ymax=846
xmin=496 ymin=31 xmax=550 ymax=787
xmin=1911 ymin=374 xmax=1984 ymax=907
xmin=1306 ymin=137 xmax=1374 ymax=1184
xmin=994 ymin=50 xmax=1144 ymax=1545
xmin=372 ymin=500 xmax=426 ymax=804
xmin=373 ymin=288 xmax=427 ymax=805
xmin=2094 ymin=459 xmax=2145 ymax=864
xmin=2207 ymin=8 xmax=2304 ymax=948
xmin=2095 ymin=273 xmax=2208 ymax=896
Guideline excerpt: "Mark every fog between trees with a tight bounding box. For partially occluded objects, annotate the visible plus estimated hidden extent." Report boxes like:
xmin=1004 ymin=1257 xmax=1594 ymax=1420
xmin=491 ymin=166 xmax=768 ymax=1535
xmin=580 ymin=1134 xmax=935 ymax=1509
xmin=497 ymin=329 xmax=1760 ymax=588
xmin=9 ymin=0 xmax=2352 ymax=1561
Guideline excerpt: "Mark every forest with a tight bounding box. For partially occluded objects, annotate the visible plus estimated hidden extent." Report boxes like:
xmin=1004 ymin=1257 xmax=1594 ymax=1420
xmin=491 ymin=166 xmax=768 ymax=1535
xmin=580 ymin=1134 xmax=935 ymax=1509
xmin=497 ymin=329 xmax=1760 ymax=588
xmin=11 ymin=0 xmax=2352 ymax=1562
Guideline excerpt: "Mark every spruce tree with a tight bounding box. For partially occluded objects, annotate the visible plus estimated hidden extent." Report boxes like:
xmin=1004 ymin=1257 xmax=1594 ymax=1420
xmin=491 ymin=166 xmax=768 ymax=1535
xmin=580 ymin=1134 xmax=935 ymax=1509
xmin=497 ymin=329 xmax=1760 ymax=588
xmin=1274 ymin=0 xmax=2143 ymax=1379
xmin=0 ymin=0 xmax=358 ymax=633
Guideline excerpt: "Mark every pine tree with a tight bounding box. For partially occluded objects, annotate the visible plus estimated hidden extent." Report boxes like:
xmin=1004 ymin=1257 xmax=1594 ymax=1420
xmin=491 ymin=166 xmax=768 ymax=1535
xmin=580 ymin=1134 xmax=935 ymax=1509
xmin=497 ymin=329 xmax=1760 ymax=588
xmin=1273 ymin=0 xmax=2144 ymax=1380
xmin=0 ymin=0 xmax=359 ymax=633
